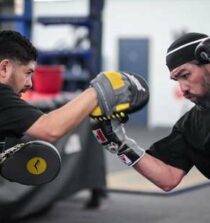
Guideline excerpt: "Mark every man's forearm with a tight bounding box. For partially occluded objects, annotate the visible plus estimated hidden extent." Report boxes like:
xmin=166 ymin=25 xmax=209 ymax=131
xmin=27 ymin=88 xmax=98 ymax=141
xmin=133 ymin=153 xmax=186 ymax=191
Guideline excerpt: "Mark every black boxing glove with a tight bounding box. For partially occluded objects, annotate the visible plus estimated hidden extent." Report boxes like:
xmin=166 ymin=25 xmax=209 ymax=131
xmin=91 ymin=118 xmax=145 ymax=167
xmin=90 ymin=71 xmax=149 ymax=120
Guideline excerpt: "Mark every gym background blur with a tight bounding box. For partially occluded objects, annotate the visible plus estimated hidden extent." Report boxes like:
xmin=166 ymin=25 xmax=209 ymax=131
xmin=0 ymin=1 xmax=210 ymax=223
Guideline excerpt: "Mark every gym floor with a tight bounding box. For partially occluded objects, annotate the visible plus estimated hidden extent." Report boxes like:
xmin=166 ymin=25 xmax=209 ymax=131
xmin=12 ymin=125 xmax=210 ymax=223
xmin=17 ymin=185 xmax=210 ymax=223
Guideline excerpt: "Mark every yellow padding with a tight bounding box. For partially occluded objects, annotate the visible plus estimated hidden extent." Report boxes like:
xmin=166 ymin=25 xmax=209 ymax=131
xmin=91 ymin=106 xmax=103 ymax=116
xmin=115 ymin=103 xmax=130 ymax=112
xmin=104 ymin=71 xmax=125 ymax=90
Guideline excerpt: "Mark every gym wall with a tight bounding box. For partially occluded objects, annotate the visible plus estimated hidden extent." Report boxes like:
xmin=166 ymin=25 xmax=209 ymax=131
xmin=33 ymin=0 xmax=210 ymax=127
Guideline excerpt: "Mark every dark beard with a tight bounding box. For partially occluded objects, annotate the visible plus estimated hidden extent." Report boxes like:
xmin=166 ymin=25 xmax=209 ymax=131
xmin=195 ymin=94 xmax=210 ymax=110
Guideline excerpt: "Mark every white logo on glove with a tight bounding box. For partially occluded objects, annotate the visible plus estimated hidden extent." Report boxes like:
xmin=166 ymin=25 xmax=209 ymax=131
xmin=105 ymin=142 xmax=120 ymax=154
xmin=124 ymin=72 xmax=146 ymax=92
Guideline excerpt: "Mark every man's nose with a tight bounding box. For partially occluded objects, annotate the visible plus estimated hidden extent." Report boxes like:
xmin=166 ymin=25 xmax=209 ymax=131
xmin=179 ymin=80 xmax=190 ymax=94
xmin=26 ymin=78 xmax=32 ymax=89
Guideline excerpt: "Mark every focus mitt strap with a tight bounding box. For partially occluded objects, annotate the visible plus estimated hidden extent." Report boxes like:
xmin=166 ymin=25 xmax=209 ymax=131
xmin=0 ymin=138 xmax=61 ymax=185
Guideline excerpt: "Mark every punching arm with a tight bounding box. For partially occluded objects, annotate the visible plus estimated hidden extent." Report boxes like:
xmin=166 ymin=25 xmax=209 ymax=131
xmin=91 ymin=119 xmax=186 ymax=191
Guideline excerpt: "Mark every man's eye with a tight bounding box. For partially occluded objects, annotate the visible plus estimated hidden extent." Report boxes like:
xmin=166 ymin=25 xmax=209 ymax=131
xmin=181 ymin=73 xmax=190 ymax=79
xmin=26 ymin=72 xmax=32 ymax=76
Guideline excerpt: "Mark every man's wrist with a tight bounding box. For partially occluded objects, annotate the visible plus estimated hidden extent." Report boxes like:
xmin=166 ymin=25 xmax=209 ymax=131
xmin=86 ymin=87 xmax=98 ymax=109
xmin=88 ymin=87 xmax=98 ymax=100
xmin=117 ymin=143 xmax=145 ymax=167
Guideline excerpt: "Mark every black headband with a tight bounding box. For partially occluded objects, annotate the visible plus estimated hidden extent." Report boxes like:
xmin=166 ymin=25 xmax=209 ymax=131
xmin=166 ymin=33 xmax=208 ymax=71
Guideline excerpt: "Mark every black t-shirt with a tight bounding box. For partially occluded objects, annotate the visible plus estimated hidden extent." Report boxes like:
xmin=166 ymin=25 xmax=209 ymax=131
xmin=0 ymin=83 xmax=43 ymax=140
xmin=147 ymin=105 xmax=210 ymax=179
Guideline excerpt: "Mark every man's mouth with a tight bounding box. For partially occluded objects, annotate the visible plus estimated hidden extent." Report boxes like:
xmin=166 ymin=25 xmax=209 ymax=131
xmin=17 ymin=92 xmax=22 ymax=97
xmin=18 ymin=89 xmax=27 ymax=97
xmin=184 ymin=94 xmax=197 ymax=102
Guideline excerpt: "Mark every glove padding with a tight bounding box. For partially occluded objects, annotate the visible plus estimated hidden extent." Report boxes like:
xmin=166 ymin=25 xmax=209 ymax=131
xmin=91 ymin=118 xmax=145 ymax=166
xmin=0 ymin=137 xmax=61 ymax=185
xmin=90 ymin=71 xmax=149 ymax=120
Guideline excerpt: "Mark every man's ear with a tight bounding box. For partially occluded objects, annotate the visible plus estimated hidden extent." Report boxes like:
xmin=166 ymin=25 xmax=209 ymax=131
xmin=0 ymin=59 xmax=12 ymax=79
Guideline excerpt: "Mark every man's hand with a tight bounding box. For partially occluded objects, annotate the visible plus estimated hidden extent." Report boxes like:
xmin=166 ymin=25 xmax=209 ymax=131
xmin=90 ymin=71 xmax=149 ymax=120
xmin=91 ymin=118 xmax=145 ymax=166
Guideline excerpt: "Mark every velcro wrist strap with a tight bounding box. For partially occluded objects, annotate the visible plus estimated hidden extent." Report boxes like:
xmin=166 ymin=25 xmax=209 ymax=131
xmin=117 ymin=146 xmax=145 ymax=167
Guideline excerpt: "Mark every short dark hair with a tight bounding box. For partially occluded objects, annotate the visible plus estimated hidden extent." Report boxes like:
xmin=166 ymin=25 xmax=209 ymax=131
xmin=0 ymin=30 xmax=38 ymax=64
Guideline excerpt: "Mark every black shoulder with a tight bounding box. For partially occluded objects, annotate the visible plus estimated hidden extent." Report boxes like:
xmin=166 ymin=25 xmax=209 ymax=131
xmin=173 ymin=106 xmax=197 ymax=132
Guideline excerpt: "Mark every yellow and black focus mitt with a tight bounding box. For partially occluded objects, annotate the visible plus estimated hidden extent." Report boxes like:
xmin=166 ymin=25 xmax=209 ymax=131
xmin=90 ymin=71 xmax=149 ymax=121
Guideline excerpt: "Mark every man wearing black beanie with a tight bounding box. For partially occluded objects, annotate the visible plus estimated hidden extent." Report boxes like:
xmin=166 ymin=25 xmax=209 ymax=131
xmin=166 ymin=32 xmax=210 ymax=109
xmin=92 ymin=32 xmax=210 ymax=191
